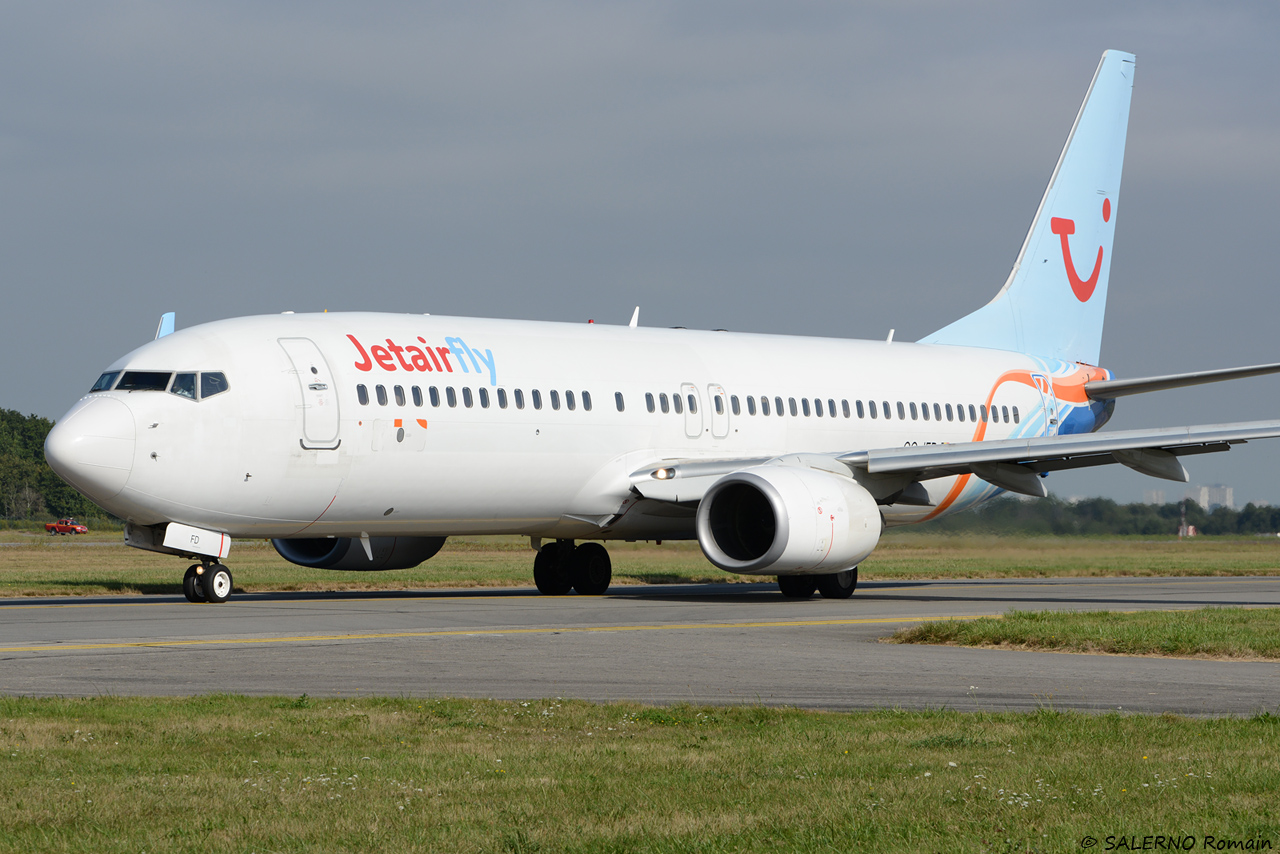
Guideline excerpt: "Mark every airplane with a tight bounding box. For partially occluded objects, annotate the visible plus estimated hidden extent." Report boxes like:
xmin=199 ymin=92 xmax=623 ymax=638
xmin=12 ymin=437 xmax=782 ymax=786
xmin=44 ymin=50 xmax=1280 ymax=604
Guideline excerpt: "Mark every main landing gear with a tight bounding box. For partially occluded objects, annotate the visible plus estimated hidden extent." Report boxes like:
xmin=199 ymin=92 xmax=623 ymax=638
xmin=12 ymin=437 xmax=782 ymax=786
xmin=778 ymin=568 xmax=858 ymax=600
xmin=182 ymin=561 xmax=234 ymax=603
xmin=533 ymin=540 xmax=612 ymax=596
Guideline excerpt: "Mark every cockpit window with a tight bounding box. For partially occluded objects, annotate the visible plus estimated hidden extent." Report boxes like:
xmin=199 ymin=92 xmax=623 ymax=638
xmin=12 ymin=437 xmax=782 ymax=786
xmin=90 ymin=371 xmax=121 ymax=392
xmin=117 ymin=371 xmax=173 ymax=392
xmin=200 ymin=372 xmax=230 ymax=399
xmin=170 ymin=373 xmax=197 ymax=400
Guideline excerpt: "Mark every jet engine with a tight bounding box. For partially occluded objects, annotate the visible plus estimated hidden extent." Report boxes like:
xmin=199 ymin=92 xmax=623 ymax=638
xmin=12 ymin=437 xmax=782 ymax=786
xmin=696 ymin=465 xmax=881 ymax=575
xmin=272 ymin=536 xmax=447 ymax=571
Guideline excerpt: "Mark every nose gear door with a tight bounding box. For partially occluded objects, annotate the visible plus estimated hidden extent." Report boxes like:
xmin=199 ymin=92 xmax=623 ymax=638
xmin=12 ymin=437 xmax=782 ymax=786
xmin=279 ymin=338 xmax=341 ymax=449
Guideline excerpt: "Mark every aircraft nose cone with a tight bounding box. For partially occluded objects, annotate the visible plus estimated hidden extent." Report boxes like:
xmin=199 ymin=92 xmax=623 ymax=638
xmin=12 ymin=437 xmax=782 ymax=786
xmin=44 ymin=397 xmax=136 ymax=502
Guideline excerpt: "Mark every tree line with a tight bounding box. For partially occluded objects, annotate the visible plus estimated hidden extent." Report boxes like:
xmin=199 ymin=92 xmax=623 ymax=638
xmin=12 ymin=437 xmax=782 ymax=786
xmin=4 ymin=407 xmax=1277 ymax=535
xmin=0 ymin=409 xmax=100 ymax=523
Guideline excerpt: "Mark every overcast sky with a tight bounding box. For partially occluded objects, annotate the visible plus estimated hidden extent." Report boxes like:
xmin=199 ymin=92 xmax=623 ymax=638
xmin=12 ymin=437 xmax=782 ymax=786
xmin=4 ymin=2 xmax=1279 ymax=505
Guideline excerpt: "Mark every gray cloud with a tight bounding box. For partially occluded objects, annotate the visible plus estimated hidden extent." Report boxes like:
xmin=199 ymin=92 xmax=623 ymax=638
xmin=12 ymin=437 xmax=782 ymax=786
xmin=4 ymin=1 xmax=1279 ymax=503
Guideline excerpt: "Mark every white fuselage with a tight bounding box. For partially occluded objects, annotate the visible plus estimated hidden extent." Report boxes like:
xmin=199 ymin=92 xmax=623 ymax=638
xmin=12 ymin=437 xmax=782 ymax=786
xmin=49 ymin=312 xmax=1110 ymax=542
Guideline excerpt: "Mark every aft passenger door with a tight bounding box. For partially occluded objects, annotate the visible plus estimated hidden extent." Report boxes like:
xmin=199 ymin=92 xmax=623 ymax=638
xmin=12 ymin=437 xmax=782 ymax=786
xmin=279 ymin=338 xmax=341 ymax=449
xmin=1030 ymin=373 xmax=1059 ymax=437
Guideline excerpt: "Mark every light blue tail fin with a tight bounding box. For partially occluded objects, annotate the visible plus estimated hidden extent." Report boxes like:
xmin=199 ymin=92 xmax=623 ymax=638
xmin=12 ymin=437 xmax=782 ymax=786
xmin=920 ymin=50 xmax=1135 ymax=366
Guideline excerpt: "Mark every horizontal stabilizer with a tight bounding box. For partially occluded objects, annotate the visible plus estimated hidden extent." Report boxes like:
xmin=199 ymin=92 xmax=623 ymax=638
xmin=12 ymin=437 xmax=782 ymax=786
xmin=1085 ymin=361 xmax=1280 ymax=399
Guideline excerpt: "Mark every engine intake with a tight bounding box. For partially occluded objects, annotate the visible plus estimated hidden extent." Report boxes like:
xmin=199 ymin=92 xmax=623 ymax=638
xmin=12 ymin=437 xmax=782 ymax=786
xmin=272 ymin=536 xmax=446 ymax=571
xmin=696 ymin=466 xmax=881 ymax=574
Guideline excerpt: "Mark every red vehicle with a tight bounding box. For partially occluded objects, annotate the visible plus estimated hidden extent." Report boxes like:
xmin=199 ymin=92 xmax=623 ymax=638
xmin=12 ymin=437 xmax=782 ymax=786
xmin=45 ymin=518 xmax=88 ymax=535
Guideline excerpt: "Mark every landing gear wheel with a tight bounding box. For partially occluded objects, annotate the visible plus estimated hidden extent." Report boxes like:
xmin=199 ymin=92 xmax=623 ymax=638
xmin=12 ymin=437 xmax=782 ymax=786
xmin=778 ymin=575 xmax=818 ymax=599
xmin=569 ymin=543 xmax=612 ymax=595
xmin=203 ymin=564 xmax=233 ymax=603
xmin=182 ymin=565 xmax=206 ymax=603
xmin=533 ymin=542 xmax=573 ymax=595
xmin=816 ymin=568 xmax=858 ymax=600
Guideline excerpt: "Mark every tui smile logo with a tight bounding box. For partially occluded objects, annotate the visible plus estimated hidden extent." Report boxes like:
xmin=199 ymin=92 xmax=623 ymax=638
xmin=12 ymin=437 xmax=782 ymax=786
xmin=1050 ymin=197 xmax=1111 ymax=302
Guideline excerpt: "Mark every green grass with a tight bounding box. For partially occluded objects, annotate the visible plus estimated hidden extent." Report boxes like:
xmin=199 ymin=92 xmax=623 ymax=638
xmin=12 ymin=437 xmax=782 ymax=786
xmin=890 ymin=607 xmax=1280 ymax=659
xmin=1 ymin=696 xmax=1277 ymax=853
xmin=2 ymin=531 xmax=1279 ymax=597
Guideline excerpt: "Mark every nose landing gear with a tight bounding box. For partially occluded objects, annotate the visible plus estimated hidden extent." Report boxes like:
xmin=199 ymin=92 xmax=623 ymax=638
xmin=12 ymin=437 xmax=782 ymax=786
xmin=532 ymin=539 xmax=613 ymax=595
xmin=182 ymin=561 xmax=234 ymax=603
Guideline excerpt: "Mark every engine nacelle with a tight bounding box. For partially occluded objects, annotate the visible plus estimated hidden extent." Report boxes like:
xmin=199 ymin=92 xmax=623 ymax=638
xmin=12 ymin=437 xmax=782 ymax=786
xmin=696 ymin=465 xmax=881 ymax=575
xmin=271 ymin=536 xmax=447 ymax=571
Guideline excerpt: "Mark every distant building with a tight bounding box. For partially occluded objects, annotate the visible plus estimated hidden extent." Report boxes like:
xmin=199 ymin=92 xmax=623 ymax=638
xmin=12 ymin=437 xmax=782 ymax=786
xmin=1143 ymin=489 xmax=1166 ymax=505
xmin=1187 ymin=484 xmax=1234 ymax=510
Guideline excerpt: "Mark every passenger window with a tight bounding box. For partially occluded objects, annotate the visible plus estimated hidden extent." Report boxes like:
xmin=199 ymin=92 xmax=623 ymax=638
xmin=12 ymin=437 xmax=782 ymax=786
xmin=1002 ymin=405 xmax=1009 ymax=423
xmin=856 ymin=400 xmax=865 ymax=419
xmin=446 ymin=387 xmax=457 ymax=407
xmin=687 ymin=394 xmax=697 ymax=413
xmin=714 ymin=396 xmax=723 ymax=415
xmin=646 ymin=393 xmax=656 ymax=413
xmin=614 ymin=391 xmax=623 ymax=412
xmin=730 ymin=395 xmax=740 ymax=416
xmin=801 ymin=398 xmax=810 ymax=417
xmin=462 ymin=388 xmax=474 ymax=408
xmin=582 ymin=391 xmax=592 ymax=411
xmin=90 ymin=371 xmax=121 ymax=392
xmin=774 ymin=396 xmax=784 ymax=417
xmin=200 ymin=372 xmax=229 ymax=399
xmin=882 ymin=401 xmax=891 ymax=420
xmin=412 ymin=386 xmax=423 ymax=407
xmin=842 ymin=399 xmax=850 ymax=418
xmin=532 ymin=390 xmax=542 ymax=410
xmin=430 ymin=387 xmax=441 ymax=407
xmin=921 ymin=402 xmax=929 ymax=421
xmin=673 ymin=394 xmax=683 ymax=414
xmin=869 ymin=400 xmax=878 ymax=419
xmin=957 ymin=404 xmax=965 ymax=423
xmin=565 ymin=390 xmax=575 ymax=411
xmin=394 ymin=385 xmax=406 ymax=407
xmin=1012 ymin=406 xmax=1020 ymax=424
xmin=968 ymin=404 xmax=977 ymax=422
xmin=376 ymin=385 xmax=389 ymax=406
xmin=550 ymin=390 xmax=560 ymax=410
xmin=934 ymin=403 xmax=942 ymax=421
xmin=814 ymin=398 xmax=822 ymax=418
xmin=659 ymin=393 xmax=670 ymax=413
xmin=479 ymin=388 xmax=490 ymax=408
xmin=514 ymin=389 xmax=525 ymax=409
xmin=897 ymin=402 xmax=906 ymax=420
xmin=909 ymin=402 xmax=918 ymax=420
xmin=945 ymin=403 xmax=953 ymax=421
xmin=828 ymin=399 xmax=836 ymax=418
xmin=118 ymin=371 xmax=172 ymax=392
xmin=497 ymin=388 xmax=508 ymax=409
xmin=357 ymin=384 xmax=369 ymax=406
xmin=760 ymin=396 xmax=770 ymax=416
xmin=170 ymin=373 xmax=197 ymax=400
xmin=979 ymin=404 xmax=987 ymax=422
xmin=789 ymin=398 xmax=798 ymax=417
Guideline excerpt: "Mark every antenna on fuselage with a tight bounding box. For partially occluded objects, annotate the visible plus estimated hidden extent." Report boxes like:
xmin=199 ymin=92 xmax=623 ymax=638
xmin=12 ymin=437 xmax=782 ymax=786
xmin=629 ymin=306 xmax=640 ymax=328
xmin=155 ymin=312 xmax=176 ymax=340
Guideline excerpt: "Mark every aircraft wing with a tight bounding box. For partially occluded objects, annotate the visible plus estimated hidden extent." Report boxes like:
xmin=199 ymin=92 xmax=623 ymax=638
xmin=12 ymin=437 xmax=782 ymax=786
xmin=631 ymin=420 xmax=1280 ymax=503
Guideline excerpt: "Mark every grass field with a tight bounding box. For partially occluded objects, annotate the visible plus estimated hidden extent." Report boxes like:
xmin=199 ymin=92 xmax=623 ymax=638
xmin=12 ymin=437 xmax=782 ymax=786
xmin=891 ymin=607 xmax=1280 ymax=659
xmin=1 ymin=696 xmax=1276 ymax=853
xmin=2 ymin=531 xmax=1279 ymax=597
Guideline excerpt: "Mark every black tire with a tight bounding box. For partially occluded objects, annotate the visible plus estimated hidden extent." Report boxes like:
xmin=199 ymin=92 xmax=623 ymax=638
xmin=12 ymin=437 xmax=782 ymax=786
xmin=569 ymin=542 xmax=612 ymax=595
xmin=778 ymin=575 xmax=818 ymax=599
xmin=182 ymin=565 xmax=205 ymax=603
xmin=203 ymin=565 xmax=233 ymax=603
xmin=816 ymin=568 xmax=858 ymax=600
xmin=533 ymin=542 xmax=572 ymax=595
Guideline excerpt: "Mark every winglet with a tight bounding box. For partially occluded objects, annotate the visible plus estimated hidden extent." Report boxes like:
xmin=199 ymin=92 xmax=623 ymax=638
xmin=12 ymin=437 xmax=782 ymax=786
xmin=155 ymin=312 xmax=176 ymax=340
xmin=628 ymin=306 xmax=640 ymax=328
